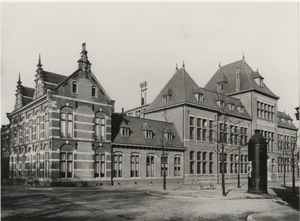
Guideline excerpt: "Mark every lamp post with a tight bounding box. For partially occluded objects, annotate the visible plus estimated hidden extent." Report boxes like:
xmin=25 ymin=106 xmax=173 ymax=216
xmin=281 ymin=136 xmax=286 ymax=186
xmin=237 ymin=145 xmax=241 ymax=188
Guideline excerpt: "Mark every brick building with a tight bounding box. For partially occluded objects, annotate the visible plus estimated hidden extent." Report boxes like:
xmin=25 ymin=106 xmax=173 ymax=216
xmin=127 ymin=58 xmax=298 ymax=184
xmin=5 ymin=43 xmax=115 ymax=186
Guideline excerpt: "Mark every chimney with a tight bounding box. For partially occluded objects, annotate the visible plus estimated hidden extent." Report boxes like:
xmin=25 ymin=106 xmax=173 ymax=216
xmin=236 ymin=67 xmax=241 ymax=91
xmin=122 ymin=108 xmax=124 ymax=115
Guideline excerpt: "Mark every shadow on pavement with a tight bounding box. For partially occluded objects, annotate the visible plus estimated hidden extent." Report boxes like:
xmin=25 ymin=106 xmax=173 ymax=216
xmin=271 ymin=186 xmax=299 ymax=211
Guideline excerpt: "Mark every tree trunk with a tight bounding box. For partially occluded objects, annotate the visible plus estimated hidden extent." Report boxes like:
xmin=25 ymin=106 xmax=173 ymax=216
xmin=222 ymin=146 xmax=226 ymax=196
xmin=292 ymin=157 xmax=295 ymax=193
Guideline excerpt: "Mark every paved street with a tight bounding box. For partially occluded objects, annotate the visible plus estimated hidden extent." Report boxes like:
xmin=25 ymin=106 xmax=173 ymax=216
xmin=2 ymin=183 xmax=298 ymax=221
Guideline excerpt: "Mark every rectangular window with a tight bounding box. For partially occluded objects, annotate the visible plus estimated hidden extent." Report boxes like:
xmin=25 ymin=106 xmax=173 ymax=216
xmin=95 ymin=153 xmax=105 ymax=178
xmin=61 ymin=113 xmax=66 ymax=138
xmin=161 ymin=156 xmax=168 ymax=177
xmin=72 ymin=81 xmax=78 ymax=94
xmin=60 ymin=152 xmax=73 ymax=178
xmin=101 ymin=118 xmax=105 ymax=141
xmin=121 ymin=128 xmax=130 ymax=137
xmin=174 ymin=156 xmax=181 ymax=176
xmin=130 ymin=155 xmax=139 ymax=177
xmin=113 ymin=154 xmax=123 ymax=178
xmin=146 ymin=155 xmax=154 ymax=177
xmin=92 ymin=86 xmax=97 ymax=97
xmin=36 ymin=153 xmax=40 ymax=178
xmin=45 ymin=152 xmax=49 ymax=178
xmin=162 ymin=95 xmax=170 ymax=103
xmin=45 ymin=113 xmax=49 ymax=138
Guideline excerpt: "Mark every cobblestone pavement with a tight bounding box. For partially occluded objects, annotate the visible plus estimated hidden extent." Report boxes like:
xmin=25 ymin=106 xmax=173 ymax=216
xmin=1 ymin=183 xmax=297 ymax=221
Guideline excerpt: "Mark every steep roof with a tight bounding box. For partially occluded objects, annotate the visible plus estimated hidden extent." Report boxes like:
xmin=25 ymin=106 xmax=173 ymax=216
xmin=204 ymin=59 xmax=279 ymax=99
xmin=43 ymin=71 xmax=68 ymax=85
xmin=112 ymin=114 xmax=185 ymax=150
xmin=277 ymin=111 xmax=297 ymax=130
xmin=146 ymin=68 xmax=251 ymax=119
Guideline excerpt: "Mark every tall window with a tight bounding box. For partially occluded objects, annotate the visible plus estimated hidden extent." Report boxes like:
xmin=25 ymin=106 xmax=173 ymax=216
xmin=202 ymin=119 xmax=207 ymax=141
xmin=44 ymin=151 xmax=49 ymax=178
xmin=189 ymin=116 xmax=195 ymax=140
xmin=161 ymin=156 xmax=168 ymax=177
xmin=209 ymin=120 xmax=213 ymax=142
xmin=92 ymin=86 xmax=97 ymax=97
xmin=29 ymin=119 xmax=33 ymax=142
xmin=146 ymin=155 xmax=155 ymax=177
xmin=95 ymin=114 xmax=106 ymax=141
xmin=202 ymin=152 xmax=207 ymax=174
xmin=113 ymin=153 xmax=123 ymax=178
xmin=60 ymin=145 xmax=74 ymax=178
xmin=36 ymin=113 xmax=40 ymax=140
xmin=45 ymin=111 xmax=49 ymax=138
xmin=60 ymin=107 xmax=73 ymax=138
xmin=190 ymin=151 xmax=195 ymax=174
xmin=72 ymin=81 xmax=78 ymax=94
xmin=40 ymin=115 xmax=45 ymax=139
xmin=174 ymin=156 xmax=181 ymax=176
xmin=197 ymin=151 xmax=201 ymax=174
xmin=33 ymin=118 xmax=37 ymax=141
xmin=95 ymin=153 xmax=105 ymax=178
xmin=36 ymin=153 xmax=40 ymax=178
xmin=130 ymin=154 xmax=139 ymax=177
xmin=209 ymin=152 xmax=214 ymax=174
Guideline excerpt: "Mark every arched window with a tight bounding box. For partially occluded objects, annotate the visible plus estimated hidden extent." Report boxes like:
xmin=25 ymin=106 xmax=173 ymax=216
xmin=91 ymin=85 xmax=97 ymax=97
xmin=44 ymin=107 xmax=49 ymax=138
xmin=146 ymin=154 xmax=155 ymax=177
xmin=95 ymin=112 xmax=106 ymax=141
xmin=36 ymin=111 xmax=40 ymax=141
xmin=27 ymin=147 xmax=32 ymax=177
xmin=130 ymin=153 xmax=139 ymax=177
xmin=174 ymin=155 xmax=181 ymax=177
xmin=44 ymin=144 xmax=49 ymax=178
xmin=95 ymin=147 xmax=106 ymax=178
xmin=60 ymin=107 xmax=73 ymax=138
xmin=60 ymin=145 xmax=74 ymax=178
xmin=35 ymin=145 xmax=41 ymax=178
xmin=113 ymin=152 xmax=123 ymax=178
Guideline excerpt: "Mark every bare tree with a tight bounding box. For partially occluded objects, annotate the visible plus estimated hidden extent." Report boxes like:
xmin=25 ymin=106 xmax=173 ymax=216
xmin=213 ymin=93 xmax=248 ymax=196
xmin=285 ymin=134 xmax=298 ymax=193
xmin=154 ymin=110 xmax=171 ymax=191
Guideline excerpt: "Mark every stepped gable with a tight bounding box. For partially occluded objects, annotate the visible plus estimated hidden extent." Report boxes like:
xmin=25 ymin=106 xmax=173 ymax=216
xmin=204 ymin=59 xmax=279 ymax=99
xmin=22 ymin=86 xmax=34 ymax=105
xmin=277 ymin=111 xmax=297 ymax=130
xmin=112 ymin=114 xmax=184 ymax=149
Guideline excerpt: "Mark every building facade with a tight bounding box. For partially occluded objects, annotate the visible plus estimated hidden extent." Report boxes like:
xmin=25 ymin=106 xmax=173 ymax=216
xmin=5 ymin=44 xmax=115 ymax=186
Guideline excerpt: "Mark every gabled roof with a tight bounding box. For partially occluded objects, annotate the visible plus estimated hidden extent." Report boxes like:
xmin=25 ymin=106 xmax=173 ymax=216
xmin=204 ymin=60 xmax=279 ymax=99
xmin=146 ymin=67 xmax=251 ymax=119
xmin=112 ymin=113 xmax=185 ymax=150
xmin=277 ymin=111 xmax=297 ymax=130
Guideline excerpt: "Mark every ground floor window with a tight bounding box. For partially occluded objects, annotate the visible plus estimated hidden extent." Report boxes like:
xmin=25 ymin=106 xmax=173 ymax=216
xmin=113 ymin=153 xmax=123 ymax=178
xmin=174 ymin=156 xmax=181 ymax=176
xmin=161 ymin=156 xmax=168 ymax=177
xmin=60 ymin=152 xmax=73 ymax=178
xmin=95 ymin=153 xmax=105 ymax=178
xmin=146 ymin=155 xmax=154 ymax=177
xmin=130 ymin=154 xmax=139 ymax=177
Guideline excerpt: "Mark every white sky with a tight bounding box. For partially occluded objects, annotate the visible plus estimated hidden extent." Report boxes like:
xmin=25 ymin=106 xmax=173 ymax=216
xmin=1 ymin=2 xmax=299 ymax=125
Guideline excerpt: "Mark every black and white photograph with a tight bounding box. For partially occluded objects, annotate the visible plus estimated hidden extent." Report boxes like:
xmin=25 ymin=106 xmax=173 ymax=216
xmin=1 ymin=1 xmax=299 ymax=221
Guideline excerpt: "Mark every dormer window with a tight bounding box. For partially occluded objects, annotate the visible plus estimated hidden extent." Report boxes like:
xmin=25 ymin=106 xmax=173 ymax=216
xmin=228 ymin=103 xmax=235 ymax=111
xmin=254 ymin=77 xmax=263 ymax=87
xmin=162 ymin=95 xmax=170 ymax=103
xmin=120 ymin=128 xmax=130 ymax=137
xmin=144 ymin=130 xmax=153 ymax=139
xmin=237 ymin=106 xmax=244 ymax=113
xmin=91 ymin=86 xmax=97 ymax=97
xmin=195 ymin=93 xmax=204 ymax=102
xmin=72 ymin=81 xmax=78 ymax=94
xmin=217 ymin=100 xmax=224 ymax=108
xmin=288 ymin=120 xmax=291 ymax=124
xmin=217 ymin=82 xmax=224 ymax=91
xmin=164 ymin=133 xmax=173 ymax=141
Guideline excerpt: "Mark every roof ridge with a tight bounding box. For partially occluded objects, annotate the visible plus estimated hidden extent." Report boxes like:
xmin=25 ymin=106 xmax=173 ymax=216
xmin=124 ymin=115 xmax=174 ymax=124
xmin=43 ymin=70 xmax=67 ymax=78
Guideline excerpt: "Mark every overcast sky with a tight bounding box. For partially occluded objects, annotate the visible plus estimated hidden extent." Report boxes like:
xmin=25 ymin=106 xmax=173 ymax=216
xmin=1 ymin=2 xmax=299 ymax=125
